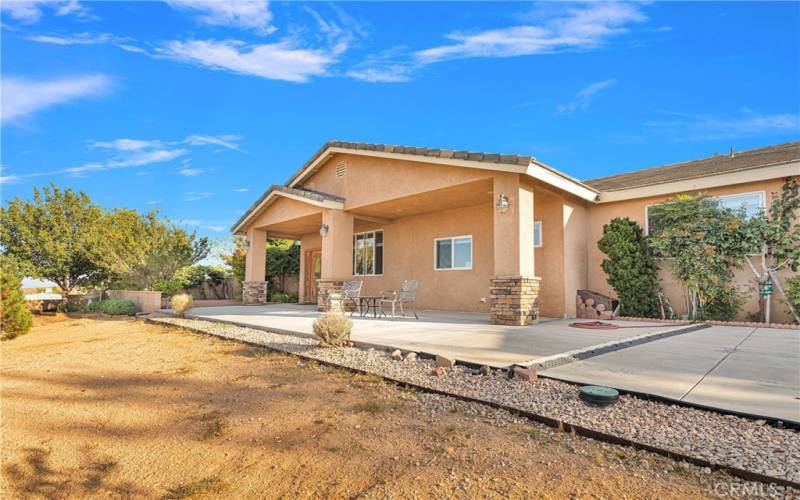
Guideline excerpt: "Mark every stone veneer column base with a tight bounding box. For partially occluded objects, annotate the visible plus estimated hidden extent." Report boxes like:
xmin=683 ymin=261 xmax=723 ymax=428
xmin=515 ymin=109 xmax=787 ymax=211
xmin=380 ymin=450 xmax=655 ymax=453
xmin=242 ymin=281 xmax=268 ymax=305
xmin=317 ymin=280 xmax=343 ymax=312
xmin=489 ymin=275 xmax=541 ymax=326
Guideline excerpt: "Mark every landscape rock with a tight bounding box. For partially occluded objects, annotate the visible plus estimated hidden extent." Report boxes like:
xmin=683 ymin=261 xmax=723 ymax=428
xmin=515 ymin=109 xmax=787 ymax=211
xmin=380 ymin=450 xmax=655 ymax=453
xmin=431 ymin=367 xmax=445 ymax=377
xmin=513 ymin=366 xmax=537 ymax=382
xmin=405 ymin=352 xmax=418 ymax=362
xmin=479 ymin=365 xmax=492 ymax=376
xmin=390 ymin=349 xmax=403 ymax=361
xmin=435 ymin=354 xmax=456 ymax=368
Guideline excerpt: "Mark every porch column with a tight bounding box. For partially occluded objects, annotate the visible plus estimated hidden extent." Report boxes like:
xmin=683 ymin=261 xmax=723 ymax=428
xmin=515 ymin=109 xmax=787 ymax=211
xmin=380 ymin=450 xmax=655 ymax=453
xmin=243 ymin=227 xmax=268 ymax=305
xmin=317 ymin=209 xmax=354 ymax=311
xmin=490 ymin=174 xmax=540 ymax=325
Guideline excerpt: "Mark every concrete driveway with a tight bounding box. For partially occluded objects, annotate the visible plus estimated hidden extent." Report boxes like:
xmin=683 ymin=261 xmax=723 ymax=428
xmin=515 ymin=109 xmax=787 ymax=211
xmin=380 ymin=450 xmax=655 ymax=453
xmin=180 ymin=304 xmax=799 ymax=423
xmin=542 ymin=325 xmax=800 ymax=424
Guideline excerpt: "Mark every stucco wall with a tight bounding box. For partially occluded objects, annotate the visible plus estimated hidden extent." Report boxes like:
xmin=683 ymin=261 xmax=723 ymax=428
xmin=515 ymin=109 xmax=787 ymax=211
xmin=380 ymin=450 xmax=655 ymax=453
xmin=302 ymin=153 xmax=497 ymax=210
xmin=532 ymin=189 xmax=566 ymax=317
xmin=353 ymin=203 xmax=494 ymax=312
xmin=586 ymin=178 xmax=795 ymax=323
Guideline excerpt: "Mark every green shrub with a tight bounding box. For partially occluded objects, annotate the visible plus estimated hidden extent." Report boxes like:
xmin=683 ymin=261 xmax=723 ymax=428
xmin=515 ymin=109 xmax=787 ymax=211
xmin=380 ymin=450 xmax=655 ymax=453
xmin=171 ymin=293 xmax=193 ymax=317
xmin=1 ymin=255 xmax=33 ymax=339
xmin=785 ymin=275 xmax=800 ymax=322
xmin=313 ymin=313 xmax=352 ymax=347
xmin=89 ymin=298 xmax=137 ymax=316
xmin=597 ymin=218 xmax=662 ymax=318
xmin=173 ymin=265 xmax=229 ymax=289
xmin=154 ymin=278 xmax=184 ymax=297
xmin=269 ymin=292 xmax=298 ymax=303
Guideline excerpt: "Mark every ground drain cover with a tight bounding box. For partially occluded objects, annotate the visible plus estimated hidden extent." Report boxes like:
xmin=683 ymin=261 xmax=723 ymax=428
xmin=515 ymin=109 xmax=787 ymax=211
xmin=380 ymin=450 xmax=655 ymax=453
xmin=579 ymin=385 xmax=619 ymax=406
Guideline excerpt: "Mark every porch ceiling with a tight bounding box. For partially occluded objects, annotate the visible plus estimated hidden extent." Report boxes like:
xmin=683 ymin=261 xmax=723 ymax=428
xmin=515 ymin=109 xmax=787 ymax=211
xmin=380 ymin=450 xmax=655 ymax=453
xmin=348 ymin=178 xmax=494 ymax=220
xmin=259 ymin=212 xmax=322 ymax=239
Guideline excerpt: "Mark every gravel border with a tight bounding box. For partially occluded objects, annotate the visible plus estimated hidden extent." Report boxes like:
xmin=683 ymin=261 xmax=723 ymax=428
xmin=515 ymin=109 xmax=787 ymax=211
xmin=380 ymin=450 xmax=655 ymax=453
xmin=148 ymin=316 xmax=800 ymax=489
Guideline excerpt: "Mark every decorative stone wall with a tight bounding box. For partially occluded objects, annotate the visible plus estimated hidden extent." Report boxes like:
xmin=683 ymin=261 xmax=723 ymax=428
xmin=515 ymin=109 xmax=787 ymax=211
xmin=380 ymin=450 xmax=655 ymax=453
xmin=489 ymin=276 xmax=540 ymax=326
xmin=576 ymin=289 xmax=616 ymax=320
xmin=243 ymin=281 xmax=268 ymax=305
xmin=317 ymin=280 xmax=343 ymax=311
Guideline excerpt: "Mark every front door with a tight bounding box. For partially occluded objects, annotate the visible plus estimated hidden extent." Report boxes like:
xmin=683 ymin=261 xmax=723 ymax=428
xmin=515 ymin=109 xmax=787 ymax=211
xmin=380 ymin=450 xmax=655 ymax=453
xmin=304 ymin=249 xmax=322 ymax=304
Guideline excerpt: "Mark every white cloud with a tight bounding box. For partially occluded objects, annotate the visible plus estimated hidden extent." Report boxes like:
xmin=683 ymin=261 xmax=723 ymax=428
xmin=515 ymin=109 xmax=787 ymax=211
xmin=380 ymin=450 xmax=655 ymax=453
xmin=184 ymin=134 xmax=241 ymax=150
xmin=183 ymin=192 xmax=215 ymax=202
xmin=157 ymin=39 xmax=335 ymax=83
xmin=26 ymin=32 xmax=113 ymax=45
xmin=177 ymin=167 xmax=204 ymax=176
xmin=165 ymin=0 xmax=275 ymax=35
xmin=554 ymin=78 xmax=616 ymax=115
xmin=346 ymin=65 xmax=413 ymax=83
xmin=233 ymin=188 xmax=249 ymax=192
xmin=1 ymin=74 xmax=112 ymax=122
xmin=645 ymin=110 xmax=800 ymax=141
xmin=203 ymin=225 xmax=226 ymax=232
xmin=1 ymin=0 xmax=91 ymax=24
xmin=415 ymin=3 xmax=646 ymax=63
xmin=90 ymin=139 xmax=163 ymax=151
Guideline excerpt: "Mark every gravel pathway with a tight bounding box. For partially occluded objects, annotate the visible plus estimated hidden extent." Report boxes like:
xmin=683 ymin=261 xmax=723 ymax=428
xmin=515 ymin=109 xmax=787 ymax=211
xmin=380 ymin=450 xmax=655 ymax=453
xmin=150 ymin=316 xmax=800 ymax=486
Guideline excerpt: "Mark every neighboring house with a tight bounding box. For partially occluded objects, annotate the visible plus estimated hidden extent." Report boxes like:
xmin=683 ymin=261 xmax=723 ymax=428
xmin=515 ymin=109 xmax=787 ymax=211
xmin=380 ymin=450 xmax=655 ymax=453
xmin=232 ymin=141 xmax=799 ymax=325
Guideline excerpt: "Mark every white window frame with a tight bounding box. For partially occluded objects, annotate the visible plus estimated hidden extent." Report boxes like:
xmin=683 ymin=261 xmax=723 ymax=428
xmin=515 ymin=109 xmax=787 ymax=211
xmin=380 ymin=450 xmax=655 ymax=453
xmin=533 ymin=221 xmax=543 ymax=248
xmin=645 ymin=190 xmax=766 ymax=235
xmin=353 ymin=229 xmax=383 ymax=276
xmin=434 ymin=235 xmax=473 ymax=271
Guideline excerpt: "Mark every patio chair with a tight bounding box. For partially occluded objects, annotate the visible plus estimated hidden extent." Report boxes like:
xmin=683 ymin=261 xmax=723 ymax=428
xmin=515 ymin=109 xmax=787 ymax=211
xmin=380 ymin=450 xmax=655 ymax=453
xmin=380 ymin=279 xmax=420 ymax=320
xmin=328 ymin=280 xmax=363 ymax=316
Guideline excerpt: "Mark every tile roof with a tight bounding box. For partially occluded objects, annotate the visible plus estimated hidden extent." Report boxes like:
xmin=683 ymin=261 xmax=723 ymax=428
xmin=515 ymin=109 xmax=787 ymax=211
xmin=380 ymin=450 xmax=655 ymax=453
xmin=285 ymin=140 xmax=534 ymax=186
xmin=231 ymin=185 xmax=344 ymax=233
xmin=584 ymin=141 xmax=800 ymax=192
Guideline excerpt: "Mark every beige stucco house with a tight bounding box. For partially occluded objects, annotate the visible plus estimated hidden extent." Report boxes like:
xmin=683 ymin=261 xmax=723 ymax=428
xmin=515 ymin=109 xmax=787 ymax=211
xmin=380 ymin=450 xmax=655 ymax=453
xmin=232 ymin=140 xmax=799 ymax=325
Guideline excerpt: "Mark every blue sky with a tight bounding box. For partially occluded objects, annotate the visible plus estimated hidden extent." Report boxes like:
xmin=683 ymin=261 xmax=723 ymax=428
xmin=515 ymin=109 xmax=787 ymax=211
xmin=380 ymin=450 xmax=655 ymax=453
xmin=2 ymin=1 xmax=799 ymax=249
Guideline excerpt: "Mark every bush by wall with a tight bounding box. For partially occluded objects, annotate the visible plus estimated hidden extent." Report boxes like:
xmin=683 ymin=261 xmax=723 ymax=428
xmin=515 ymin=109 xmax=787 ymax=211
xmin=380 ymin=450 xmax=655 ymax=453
xmin=1 ymin=255 xmax=33 ymax=339
xmin=270 ymin=292 xmax=299 ymax=303
xmin=785 ymin=275 xmax=800 ymax=323
xmin=88 ymin=298 xmax=137 ymax=316
xmin=597 ymin=218 xmax=662 ymax=318
xmin=154 ymin=278 xmax=184 ymax=297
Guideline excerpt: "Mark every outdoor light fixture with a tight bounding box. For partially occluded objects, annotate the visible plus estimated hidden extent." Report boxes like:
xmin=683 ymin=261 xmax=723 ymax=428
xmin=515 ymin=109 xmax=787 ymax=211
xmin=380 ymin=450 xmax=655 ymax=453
xmin=319 ymin=224 xmax=330 ymax=237
xmin=496 ymin=193 xmax=509 ymax=213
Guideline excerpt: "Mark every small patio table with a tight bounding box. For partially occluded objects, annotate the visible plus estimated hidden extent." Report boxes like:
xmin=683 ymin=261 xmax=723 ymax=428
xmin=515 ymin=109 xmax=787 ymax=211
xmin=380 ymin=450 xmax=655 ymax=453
xmin=358 ymin=295 xmax=384 ymax=318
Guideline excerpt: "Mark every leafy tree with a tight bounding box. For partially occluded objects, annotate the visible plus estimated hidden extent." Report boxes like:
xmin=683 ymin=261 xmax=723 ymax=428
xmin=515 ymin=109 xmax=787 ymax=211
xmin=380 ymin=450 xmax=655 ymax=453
xmin=100 ymin=209 xmax=210 ymax=290
xmin=0 ymin=184 xmax=108 ymax=294
xmin=739 ymin=178 xmax=800 ymax=323
xmin=785 ymin=275 xmax=800 ymax=321
xmin=220 ymin=236 xmax=246 ymax=283
xmin=1 ymin=255 xmax=33 ymax=339
xmin=219 ymin=237 xmax=299 ymax=295
xmin=267 ymin=239 xmax=299 ymax=295
xmin=597 ymin=218 xmax=662 ymax=317
xmin=648 ymin=194 xmax=751 ymax=320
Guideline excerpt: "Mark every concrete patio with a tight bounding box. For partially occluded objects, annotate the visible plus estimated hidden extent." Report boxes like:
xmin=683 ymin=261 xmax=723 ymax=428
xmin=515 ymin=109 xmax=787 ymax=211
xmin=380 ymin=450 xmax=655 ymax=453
xmin=182 ymin=304 xmax=679 ymax=367
xmin=181 ymin=304 xmax=800 ymax=424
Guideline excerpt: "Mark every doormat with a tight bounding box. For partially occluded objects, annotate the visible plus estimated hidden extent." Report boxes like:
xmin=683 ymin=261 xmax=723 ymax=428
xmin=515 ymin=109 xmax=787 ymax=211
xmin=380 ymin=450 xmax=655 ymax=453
xmin=569 ymin=321 xmax=619 ymax=330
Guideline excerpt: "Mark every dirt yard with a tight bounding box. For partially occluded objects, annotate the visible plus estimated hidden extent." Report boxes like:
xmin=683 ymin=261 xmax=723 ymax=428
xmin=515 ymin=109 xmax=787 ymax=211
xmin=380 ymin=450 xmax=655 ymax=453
xmin=1 ymin=315 xmax=747 ymax=498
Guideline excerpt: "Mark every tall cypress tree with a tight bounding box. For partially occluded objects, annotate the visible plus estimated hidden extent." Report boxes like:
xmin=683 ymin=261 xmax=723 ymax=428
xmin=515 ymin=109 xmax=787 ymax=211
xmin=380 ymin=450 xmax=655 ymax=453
xmin=598 ymin=218 xmax=662 ymax=317
xmin=1 ymin=255 xmax=33 ymax=339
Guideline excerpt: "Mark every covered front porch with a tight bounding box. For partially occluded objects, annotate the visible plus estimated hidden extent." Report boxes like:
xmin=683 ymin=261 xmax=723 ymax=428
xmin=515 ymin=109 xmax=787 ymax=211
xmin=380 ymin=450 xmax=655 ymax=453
xmin=237 ymin=171 xmax=588 ymax=324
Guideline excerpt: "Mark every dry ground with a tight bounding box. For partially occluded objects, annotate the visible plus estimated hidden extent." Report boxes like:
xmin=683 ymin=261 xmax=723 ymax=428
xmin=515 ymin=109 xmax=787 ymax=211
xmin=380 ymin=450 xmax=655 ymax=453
xmin=1 ymin=315 xmax=744 ymax=498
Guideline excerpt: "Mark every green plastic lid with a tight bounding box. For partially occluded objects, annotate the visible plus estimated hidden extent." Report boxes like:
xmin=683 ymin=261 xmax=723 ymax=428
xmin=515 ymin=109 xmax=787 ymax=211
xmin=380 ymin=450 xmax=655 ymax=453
xmin=579 ymin=385 xmax=619 ymax=406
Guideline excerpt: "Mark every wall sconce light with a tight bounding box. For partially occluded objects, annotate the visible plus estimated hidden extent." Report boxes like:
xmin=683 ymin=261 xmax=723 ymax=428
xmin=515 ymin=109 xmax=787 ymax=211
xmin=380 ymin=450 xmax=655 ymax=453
xmin=319 ymin=224 xmax=330 ymax=237
xmin=496 ymin=193 xmax=509 ymax=213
